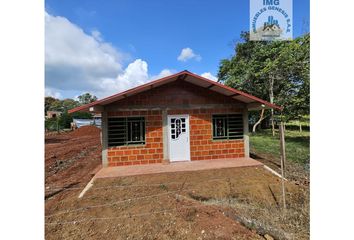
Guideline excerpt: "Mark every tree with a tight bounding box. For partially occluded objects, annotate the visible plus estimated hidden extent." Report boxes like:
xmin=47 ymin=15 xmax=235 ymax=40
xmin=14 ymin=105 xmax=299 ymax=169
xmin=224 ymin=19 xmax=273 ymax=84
xmin=218 ymin=32 xmax=310 ymax=132
xmin=45 ymin=96 xmax=58 ymax=114
xmin=58 ymin=111 xmax=73 ymax=129
xmin=279 ymin=34 xmax=310 ymax=122
xmin=61 ymin=99 xmax=80 ymax=111
xmin=44 ymin=93 xmax=96 ymax=131
xmin=77 ymin=93 xmax=97 ymax=105
xmin=48 ymin=100 xmax=63 ymax=112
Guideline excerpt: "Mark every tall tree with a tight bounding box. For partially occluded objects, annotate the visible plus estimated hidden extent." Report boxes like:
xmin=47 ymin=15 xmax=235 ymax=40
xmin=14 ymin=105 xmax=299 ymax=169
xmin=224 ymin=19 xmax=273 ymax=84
xmin=61 ymin=99 xmax=80 ymax=111
xmin=45 ymin=96 xmax=58 ymax=114
xmin=218 ymin=32 xmax=310 ymax=132
xmin=77 ymin=93 xmax=97 ymax=105
xmin=46 ymin=98 xmax=80 ymax=112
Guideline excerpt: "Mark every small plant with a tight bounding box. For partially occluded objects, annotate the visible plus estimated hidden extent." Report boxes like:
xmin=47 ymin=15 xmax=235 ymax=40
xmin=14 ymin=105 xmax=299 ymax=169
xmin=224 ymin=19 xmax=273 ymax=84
xmin=159 ymin=184 xmax=168 ymax=191
xmin=183 ymin=207 xmax=197 ymax=222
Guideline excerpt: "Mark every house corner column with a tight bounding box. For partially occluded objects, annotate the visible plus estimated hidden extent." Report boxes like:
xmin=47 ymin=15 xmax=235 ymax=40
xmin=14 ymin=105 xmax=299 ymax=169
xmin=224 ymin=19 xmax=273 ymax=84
xmin=243 ymin=108 xmax=250 ymax=158
xmin=162 ymin=109 xmax=169 ymax=162
xmin=101 ymin=109 xmax=108 ymax=167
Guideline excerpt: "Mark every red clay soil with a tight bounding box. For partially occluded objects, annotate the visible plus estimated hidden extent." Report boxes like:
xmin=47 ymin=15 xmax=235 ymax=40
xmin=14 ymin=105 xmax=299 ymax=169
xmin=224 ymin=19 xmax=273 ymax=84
xmin=70 ymin=125 xmax=101 ymax=138
xmin=45 ymin=168 xmax=276 ymax=240
xmin=45 ymin=127 xmax=263 ymax=239
xmin=45 ymin=166 xmax=309 ymax=239
xmin=45 ymin=126 xmax=102 ymax=193
xmin=45 ymin=127 xmax=309 ymax=239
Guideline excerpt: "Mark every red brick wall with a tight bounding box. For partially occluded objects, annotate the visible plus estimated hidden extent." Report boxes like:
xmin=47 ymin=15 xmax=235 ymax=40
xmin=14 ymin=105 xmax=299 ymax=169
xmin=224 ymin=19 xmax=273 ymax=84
xmin=167 ymin=108 xmax=245 ymax=161
xmin=106 ymin=108 xmax=245 ymax=167
xmin=107 ymin=110 xmax=163 ymax=167
xmin=106 ymin=80 xmax=244 ymax=108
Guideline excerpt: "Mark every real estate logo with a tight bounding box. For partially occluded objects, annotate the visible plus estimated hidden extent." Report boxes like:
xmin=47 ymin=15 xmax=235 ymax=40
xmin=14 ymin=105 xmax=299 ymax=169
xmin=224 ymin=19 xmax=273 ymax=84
xmin=250 ymin=0 xmax=292 ymax=41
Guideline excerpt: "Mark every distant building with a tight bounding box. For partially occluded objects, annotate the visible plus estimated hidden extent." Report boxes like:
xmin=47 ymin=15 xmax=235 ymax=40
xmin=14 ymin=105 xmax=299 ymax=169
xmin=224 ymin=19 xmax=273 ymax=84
xmin=46 ymin=111 xmax=62 ymax=119
xmin=73 ymin=113 xmax=101 ymax=128
xmin=93 ymin=113 xmax=102 ymax=127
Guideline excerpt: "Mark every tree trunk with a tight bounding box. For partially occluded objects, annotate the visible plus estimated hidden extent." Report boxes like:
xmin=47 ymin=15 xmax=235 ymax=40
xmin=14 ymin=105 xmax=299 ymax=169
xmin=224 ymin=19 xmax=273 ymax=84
xmin=252 ymin=109 xmax=265 ymax=133
xmin=299 ymin=121 xmax=302 ymax=132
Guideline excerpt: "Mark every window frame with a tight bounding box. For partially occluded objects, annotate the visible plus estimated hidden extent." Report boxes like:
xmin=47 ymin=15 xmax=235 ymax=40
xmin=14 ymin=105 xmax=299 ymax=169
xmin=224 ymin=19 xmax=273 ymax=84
xmin=212 ymin=114 xmax=244 ymax=140
xmin=107 ymin=116 xmax=146 ymax=147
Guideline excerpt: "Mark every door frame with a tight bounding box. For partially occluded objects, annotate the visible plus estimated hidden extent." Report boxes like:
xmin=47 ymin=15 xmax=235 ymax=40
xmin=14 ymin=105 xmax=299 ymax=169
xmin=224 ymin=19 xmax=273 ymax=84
xmin=167 ymin=114 xmax=191 ymax=162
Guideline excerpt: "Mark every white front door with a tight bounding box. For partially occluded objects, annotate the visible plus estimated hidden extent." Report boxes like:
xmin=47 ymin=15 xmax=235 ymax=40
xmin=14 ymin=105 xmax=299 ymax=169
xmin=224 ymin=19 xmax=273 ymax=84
xmin=168 ymin=115 xmax=190 ymax=162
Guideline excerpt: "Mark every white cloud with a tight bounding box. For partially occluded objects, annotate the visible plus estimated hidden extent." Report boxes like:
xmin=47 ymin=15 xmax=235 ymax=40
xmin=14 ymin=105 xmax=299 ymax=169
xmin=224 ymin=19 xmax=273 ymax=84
xmin=45 ymin=87 xmax=62 ymax=99
xmin=150 ymin=69 xmax=175 ymax=80
xmin=100 ymin=63 xmax=176 ymax=96
xmin=201 ymin=72 xmax=218 ymax=81
xmin=45 ymin=11 xmax=174 ymax=98
xmin=99 ymin=59 xmax=149 ymax=95
xmin=177 ymin=47 xmax=201 ymax=62
xmin=91 ymin=29 xmax=103 ymax=42
xmin=45 ymin=11 xmax=124 ymax=96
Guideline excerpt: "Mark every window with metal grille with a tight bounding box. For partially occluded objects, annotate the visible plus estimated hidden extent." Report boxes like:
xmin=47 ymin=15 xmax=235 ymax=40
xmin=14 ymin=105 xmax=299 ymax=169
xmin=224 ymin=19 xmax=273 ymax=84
xmin=107 ymin=117 xmax=145 ymax=147
xmin=212 ymin=114 xmax=243 ymax=140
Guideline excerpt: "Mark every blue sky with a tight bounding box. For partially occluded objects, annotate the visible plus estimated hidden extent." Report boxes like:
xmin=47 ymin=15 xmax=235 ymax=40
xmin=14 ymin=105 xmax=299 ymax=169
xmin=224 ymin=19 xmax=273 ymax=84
xmin=45 ymin=0 xmax=309 ymax=99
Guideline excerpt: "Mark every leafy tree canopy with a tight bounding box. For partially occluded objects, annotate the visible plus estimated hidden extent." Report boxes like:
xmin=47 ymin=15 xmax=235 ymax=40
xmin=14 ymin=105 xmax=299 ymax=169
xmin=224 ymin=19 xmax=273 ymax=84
xmin=45 ymin=92 xmax=97 ymax=113
xmin=218 ymin=32 xmax=309 ymax=121
xmin=47 ymin=98 xmax=80 ymax=112
xmin=45 ymin=92 xmax=97 ymax=120
xmin=77 ymin=93 xmax=97 ymax=105
xmin=45 ymin=96 xmax=58 ymax=114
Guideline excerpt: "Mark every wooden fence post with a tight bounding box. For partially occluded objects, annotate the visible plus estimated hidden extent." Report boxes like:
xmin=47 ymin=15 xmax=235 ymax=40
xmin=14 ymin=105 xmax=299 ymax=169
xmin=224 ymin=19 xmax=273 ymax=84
xmin=279 ymin=122 xmax=286 ymax=171
xmin=279 ymin=122 xmax=286 ymax=209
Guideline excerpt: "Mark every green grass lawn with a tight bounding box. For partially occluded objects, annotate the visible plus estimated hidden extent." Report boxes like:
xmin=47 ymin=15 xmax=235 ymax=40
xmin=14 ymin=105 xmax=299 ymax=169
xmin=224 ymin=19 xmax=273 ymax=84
xmin=249 ymin=128 xmax=310 ymax=165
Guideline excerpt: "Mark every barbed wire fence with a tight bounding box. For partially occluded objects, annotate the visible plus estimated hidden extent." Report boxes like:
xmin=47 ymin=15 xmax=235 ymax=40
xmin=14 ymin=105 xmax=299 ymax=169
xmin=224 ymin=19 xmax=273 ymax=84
xmin=45 ymin=175 xmax=303 ymax=226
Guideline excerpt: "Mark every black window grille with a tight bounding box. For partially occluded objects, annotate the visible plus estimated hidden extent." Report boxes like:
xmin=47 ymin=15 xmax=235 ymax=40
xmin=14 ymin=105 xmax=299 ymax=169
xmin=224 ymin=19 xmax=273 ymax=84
xmin=108 ymin=117 xmax=145 ymax=147
xmin=212 ymin=114 xmax=243 ymax=140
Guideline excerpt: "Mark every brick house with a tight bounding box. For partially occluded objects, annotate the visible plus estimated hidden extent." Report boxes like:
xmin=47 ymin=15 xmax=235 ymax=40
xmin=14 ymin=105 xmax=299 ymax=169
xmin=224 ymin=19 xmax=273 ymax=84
xmin=46 ymin=110 xmax=62 ymax=119
xmin=69 ymin=70 xmax=281 ymax=167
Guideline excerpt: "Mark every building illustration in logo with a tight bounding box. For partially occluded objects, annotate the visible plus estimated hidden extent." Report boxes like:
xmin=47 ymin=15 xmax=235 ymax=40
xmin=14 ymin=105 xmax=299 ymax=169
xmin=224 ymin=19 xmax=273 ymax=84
xmin=250 ymin=0 xmax=292 ymax=41
xmin=261 ymin=16 xmax=283 ymax=38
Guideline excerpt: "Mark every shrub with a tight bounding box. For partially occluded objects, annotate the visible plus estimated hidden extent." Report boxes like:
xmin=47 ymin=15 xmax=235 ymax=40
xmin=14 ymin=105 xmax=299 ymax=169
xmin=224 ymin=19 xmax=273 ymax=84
xmin=45 ymin=118 xmax=59 ymax=131
xmin=58 ymin=112 xmax=73 ymax=129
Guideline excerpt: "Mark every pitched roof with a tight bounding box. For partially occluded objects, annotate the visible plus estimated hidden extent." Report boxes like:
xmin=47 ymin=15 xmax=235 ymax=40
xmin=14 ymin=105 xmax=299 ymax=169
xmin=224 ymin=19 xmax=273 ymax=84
xmin=68 ymin=70 xmax=282 ymax=113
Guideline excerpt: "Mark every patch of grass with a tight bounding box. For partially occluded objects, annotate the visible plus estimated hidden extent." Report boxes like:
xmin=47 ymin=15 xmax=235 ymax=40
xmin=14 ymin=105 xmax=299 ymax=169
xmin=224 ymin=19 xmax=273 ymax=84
xmin=285 ymin=119 xmax=310 ymax=131
xmin=250 ymin=129 xmax=310 ymax=165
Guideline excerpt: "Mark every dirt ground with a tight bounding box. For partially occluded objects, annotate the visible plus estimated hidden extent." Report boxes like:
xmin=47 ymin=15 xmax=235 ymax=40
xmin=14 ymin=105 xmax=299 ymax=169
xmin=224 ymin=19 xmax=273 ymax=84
xmin=45 ymin=128 xmax=309 ymax=240
xmin=45 ymin=126 xmax=102 ymax=199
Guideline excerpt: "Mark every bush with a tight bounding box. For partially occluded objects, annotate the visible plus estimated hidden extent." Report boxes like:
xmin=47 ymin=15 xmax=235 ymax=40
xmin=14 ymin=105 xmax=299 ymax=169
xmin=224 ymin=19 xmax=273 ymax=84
xmin=58 ymin=112 xmax=73 ymax=129
xmin=45 ymin=118 xmax=59 ymax=131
